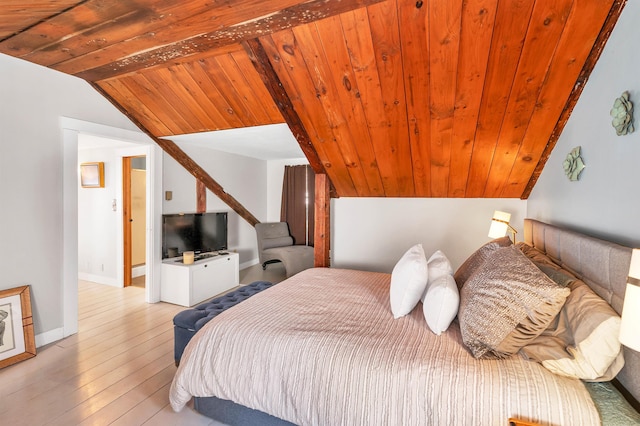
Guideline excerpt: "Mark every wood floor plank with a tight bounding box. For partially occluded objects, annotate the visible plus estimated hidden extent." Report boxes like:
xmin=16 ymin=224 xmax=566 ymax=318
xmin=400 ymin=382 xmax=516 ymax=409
xmin=0 ymin=280 xmax=212 ymax=426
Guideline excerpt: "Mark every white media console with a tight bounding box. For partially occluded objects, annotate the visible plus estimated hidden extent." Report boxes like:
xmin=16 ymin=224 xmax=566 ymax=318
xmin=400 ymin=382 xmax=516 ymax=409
xmin=160 ymin=252 xmax=239 ymax=307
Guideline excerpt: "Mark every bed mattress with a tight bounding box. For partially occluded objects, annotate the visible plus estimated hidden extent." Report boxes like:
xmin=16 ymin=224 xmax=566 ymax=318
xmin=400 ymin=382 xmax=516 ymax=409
xmin=170 ymin=267 xmax=600 ymax=425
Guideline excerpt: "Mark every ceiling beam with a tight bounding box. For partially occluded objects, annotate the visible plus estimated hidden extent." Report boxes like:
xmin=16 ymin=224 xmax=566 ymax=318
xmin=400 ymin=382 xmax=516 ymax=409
xmin=521 ymin=0 xmax=627 ymax=199
xmin=243 ymin=37 xmax=336 ymax=197
xmin=91 ymin=82 xmax=261 ymax=227
xmin=74 ymin=0 xmax=385 ymax=82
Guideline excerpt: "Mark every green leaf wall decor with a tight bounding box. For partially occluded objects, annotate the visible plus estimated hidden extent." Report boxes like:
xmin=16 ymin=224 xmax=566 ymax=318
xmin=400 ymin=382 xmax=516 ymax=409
xmin=610 ymin=91 xmax=634 ymax=136
xmin=563 ymin=146 xmax=585 ymax=182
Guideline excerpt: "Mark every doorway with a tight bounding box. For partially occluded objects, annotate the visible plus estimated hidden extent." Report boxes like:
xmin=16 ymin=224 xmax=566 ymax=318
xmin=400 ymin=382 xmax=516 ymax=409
xmin=123 ymin=156 xmax=147 ymax=287
xmin=63 ymin=119 xmax=162 ymax=340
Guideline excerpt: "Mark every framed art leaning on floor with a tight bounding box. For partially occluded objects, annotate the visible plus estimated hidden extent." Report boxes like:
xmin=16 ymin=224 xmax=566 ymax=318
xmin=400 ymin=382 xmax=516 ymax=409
xmin=0 ymin=285 xmax=35 ymax=369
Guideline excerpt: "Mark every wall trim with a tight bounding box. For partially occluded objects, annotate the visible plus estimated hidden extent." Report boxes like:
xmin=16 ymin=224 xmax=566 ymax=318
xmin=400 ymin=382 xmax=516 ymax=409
xmin=35 ymin=327 xmax=64 ymax=348
xmin=240 ymin=258 xmax=259 ymax=271
xmin=61 ymin=117 xmax=159 ymax=340
xmin=78 ymin=273 xmax=119 ymax=287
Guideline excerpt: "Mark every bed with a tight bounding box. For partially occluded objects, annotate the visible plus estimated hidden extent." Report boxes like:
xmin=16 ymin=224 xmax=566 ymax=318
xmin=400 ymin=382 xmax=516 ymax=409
xmin=170 ymin=219 xmax=640 ymax=425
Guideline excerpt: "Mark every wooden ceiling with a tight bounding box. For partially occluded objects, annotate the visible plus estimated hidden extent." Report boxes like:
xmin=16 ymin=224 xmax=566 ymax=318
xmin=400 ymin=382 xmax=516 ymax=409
xmin=0 ymin=0 xmax=626 ymax=198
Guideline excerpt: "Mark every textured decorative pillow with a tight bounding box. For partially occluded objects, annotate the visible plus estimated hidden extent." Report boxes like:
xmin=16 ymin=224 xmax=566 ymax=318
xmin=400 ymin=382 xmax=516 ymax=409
xmin=459 ymin=246 xmax=570 ymax=358
xmin=515 ymin=242 xmax=577 ymax=287
xmin=520 ymin=280 xmax=624 ymax=381
xmin=454 ymin=236 xmax=512 ymax=289
xmin=423 ymin=274 xmax=459 ymax=335
xmin=534 ymin=262 xmax=576 ymax=287
xmin=421 ymin=250 xmax=453 ymax=302
xmin=390 ymin=244 xmax=428 ymax=319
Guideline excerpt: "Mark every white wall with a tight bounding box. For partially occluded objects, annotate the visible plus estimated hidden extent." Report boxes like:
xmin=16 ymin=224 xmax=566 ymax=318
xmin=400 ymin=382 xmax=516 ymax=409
xmin=77 ymin=146 xmax=121 ymax=285
xmin=527 ymin=1 xmax=640 ymax=248
xmin=332 ymin=198 xmax=527 ymax=272
xmin=0 ymin=53 xmax=142 ymax=341
xmin=163 ymin=145 xmax=269 ymax=267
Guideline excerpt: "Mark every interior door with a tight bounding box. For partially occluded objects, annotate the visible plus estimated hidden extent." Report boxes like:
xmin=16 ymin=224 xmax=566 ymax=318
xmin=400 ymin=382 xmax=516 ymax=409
xmin=123 ymin=156 xmax=146 ymax=287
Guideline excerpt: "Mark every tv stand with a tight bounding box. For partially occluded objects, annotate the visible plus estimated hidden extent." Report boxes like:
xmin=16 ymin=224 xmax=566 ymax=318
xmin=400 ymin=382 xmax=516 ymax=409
xmin=161 ymin=252 xmax=239 ymax=307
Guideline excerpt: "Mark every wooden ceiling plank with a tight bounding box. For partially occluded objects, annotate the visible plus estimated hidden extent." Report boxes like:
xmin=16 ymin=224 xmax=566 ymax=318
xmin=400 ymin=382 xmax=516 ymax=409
xmin=502 ymin=0 xmax=615 ymax=197
xmin=168 ymin=63 xmax=239 ymax=131
xmin=483 ymin=0 xmax=573 ymax=197
xmin=230 ymin=51 xmax=286 ymax=124
xmin=180 ymin=58 xmax=247 ymax=130
xmin=292 ymin=20 xmax=375 ymax=196
xmin=67 ymin=0 xmax=386 ymax=82
xmin=448 ymin=0 xmax=498 ymax=197
xmin=464 ymin=0 xmax=536 ymax=197
xmin=316 ymin=15 xmax=385 ymax=196
xmin=22 ymin=7 xmax=156 ymax=67
xmin=0 ymin=0 xmax=80 ymax=40
xmin=344 ymin=3 xmax=410 ymax=196
xmin=367 ymin=0 xmax=415 ymax=197
xmin=97 ymin=79 xmax=173 ymax=136
xmin=145 ymin=67 xmax=212 ymax=133
xmin=162 ymin=64 xmax=227 ymax=131
xmin=116 ymin=74 xmax=188 ymax=136
xmin=200 ymin=56 xmax=259 ymax=128
xmin=341 ymin=7 xmax=398 ymax=196
xmin=397 ymin=0 xmax=431 ymax=197
xmin=428 ymin=0 xmax=463 ymax=197
xmin=213 ymin=53 xmax=276 ymax=126
xmin=257 ymin=32 xmax=357 ymax=196
xmin=0 ymin=1 xmax=133 ymax=56
xmin=134 ymin=71 xmax=202 ymax=135
xmin=7 ymin=0 xmax=250 ymax=65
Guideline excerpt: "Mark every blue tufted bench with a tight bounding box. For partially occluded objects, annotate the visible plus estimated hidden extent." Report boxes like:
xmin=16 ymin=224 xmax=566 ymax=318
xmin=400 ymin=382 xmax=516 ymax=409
xmin=173 ymin=280 xmax=274 ymax=365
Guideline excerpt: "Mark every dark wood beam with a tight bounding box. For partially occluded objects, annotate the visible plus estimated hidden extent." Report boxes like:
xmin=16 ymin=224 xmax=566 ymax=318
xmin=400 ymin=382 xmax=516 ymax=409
xmin=91 ymin=82 xmax=261 ymax=227
xmin=521 ymin=0 xmax=627 ymax=199
xmin=196 ymin=180 xmax=206 ymax=213
xmin=243 ymin=38 xmax=331 ymax=179
xmin=74 ymin=0 xmax=385 ymax=81
xmin=157 ymin=138 xmax=261 ymax=226
xmin=314 ymin=173 xmax=331 ymax=267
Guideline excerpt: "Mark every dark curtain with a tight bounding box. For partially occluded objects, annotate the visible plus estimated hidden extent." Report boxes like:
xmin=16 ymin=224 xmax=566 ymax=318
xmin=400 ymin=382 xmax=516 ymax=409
xmin=281 ymin=165 xmax=315 ymax=246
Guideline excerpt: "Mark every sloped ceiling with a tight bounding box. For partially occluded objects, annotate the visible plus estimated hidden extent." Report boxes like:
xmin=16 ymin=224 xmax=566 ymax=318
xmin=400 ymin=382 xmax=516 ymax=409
xmin=0 ymin=0 xmax=626 ymax=198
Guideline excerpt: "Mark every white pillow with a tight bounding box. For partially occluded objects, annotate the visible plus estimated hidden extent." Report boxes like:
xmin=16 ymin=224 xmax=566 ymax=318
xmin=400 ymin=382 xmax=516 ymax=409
xmin=422 ymin=250 xmax=453 ymax=302
xmin=390 ymin=244 xmax=428 ymax=318
xmin=423 ymin=274 xmax=459 ymax=335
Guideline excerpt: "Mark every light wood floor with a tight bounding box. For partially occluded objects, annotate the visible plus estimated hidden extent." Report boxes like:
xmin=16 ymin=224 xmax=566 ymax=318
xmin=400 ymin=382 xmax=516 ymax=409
xmin=0 ymin=263 xmax=286 ymax=426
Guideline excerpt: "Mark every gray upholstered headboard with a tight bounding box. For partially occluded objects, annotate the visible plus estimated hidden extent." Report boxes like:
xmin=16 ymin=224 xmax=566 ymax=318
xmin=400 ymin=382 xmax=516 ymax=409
xmin=524 ymin=219 xmax=639 ymax=405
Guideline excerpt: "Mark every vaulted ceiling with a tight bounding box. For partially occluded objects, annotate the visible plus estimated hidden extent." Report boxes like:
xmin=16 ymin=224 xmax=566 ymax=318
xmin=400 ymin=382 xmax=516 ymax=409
xmin=0 ymin=0 xmax=626 ymax=199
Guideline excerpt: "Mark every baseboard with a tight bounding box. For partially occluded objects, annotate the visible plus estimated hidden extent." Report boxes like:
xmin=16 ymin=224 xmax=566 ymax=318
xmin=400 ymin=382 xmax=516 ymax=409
xmin=132 ymin=265 xmax=146 ymax=278
xmin=35 ymin=327 xmax=64 ymax=348
xmin=79 ymin=272 xmax=119 ymax=287
xmin=240 ymin=258 xmax=259 ymax=270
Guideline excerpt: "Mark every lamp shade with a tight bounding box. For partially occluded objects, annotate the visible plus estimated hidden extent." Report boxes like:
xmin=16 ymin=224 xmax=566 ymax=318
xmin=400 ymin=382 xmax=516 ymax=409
xmin=488 ymin=211 xmax=511 ymax=239
xmin=620 ymin=248 xmax=640 ymax=352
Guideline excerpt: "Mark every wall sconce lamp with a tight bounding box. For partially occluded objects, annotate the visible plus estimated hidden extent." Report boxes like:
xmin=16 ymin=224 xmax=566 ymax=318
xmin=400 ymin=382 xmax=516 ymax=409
xmin=488 ymin=210 xmax=517 ymax=244
xmin=620 ymin=248 xmax=640 ymax=352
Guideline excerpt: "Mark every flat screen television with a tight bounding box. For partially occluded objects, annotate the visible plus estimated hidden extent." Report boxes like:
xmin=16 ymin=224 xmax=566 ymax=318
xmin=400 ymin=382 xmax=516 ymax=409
xmin=162 ymin=212 xmax=228 ymax=259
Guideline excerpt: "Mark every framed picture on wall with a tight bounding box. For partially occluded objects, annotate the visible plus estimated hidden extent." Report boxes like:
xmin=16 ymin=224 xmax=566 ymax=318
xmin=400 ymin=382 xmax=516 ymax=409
xmin=80 ymin=162 xmax=105 ymax=188
xmin=0 ymin=286 xmax=36 ymax=369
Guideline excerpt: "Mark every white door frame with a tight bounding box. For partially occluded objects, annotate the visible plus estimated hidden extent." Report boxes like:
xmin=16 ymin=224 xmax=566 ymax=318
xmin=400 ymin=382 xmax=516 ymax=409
xmin=61 ymin=117 xmax=162 ymax=337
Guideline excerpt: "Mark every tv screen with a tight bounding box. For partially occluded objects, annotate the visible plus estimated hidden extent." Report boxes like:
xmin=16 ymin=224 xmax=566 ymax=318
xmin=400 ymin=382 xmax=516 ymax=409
xmin=162 ymin=212 xmax=227 ymax=258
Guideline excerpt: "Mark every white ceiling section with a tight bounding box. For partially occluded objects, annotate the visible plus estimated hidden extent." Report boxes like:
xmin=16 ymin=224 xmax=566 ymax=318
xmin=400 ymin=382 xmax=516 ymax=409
xmin=168 ymin=123 xmax=306 ymax=161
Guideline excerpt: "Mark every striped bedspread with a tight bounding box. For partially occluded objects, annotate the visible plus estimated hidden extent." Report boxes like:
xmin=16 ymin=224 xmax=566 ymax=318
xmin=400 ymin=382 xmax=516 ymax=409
xmin=170 ymin=268 xmax=600 ymax=425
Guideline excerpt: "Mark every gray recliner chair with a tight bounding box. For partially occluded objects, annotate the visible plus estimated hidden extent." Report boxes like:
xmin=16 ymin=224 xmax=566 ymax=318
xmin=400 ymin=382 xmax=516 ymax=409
xmin=255 ymin=222 xmax=314 ymax=277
